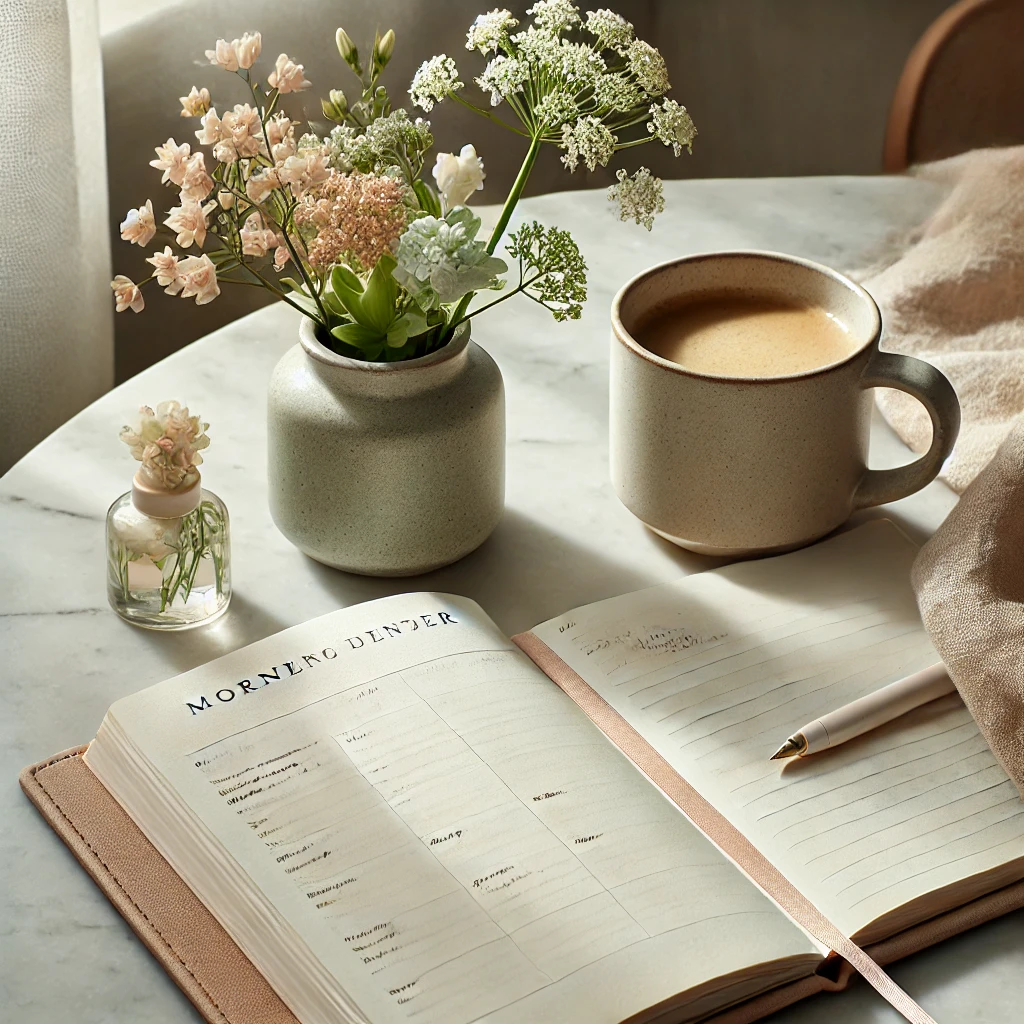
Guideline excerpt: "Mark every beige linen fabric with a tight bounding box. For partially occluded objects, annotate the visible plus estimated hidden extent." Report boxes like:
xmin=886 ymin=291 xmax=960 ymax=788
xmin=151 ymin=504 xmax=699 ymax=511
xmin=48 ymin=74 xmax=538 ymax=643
xmin=861 ymin=146 xmax=1024 ymax=493
xmin=912 ymin=416 xmax=1024 ymax=798
xmin=0 ymin=0 xmax=113 ymax=473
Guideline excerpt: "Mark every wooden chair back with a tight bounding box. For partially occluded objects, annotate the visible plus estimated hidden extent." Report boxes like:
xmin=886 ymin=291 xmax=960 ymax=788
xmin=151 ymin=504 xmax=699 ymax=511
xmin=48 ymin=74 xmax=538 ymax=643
xmin=884 ymin=0 xmax=1024 ymax=171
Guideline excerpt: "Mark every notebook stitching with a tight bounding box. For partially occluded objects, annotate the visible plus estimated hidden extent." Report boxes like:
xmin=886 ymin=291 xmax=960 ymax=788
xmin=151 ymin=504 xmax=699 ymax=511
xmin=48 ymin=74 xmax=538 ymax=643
xmin=30 ymin=752 xmax=231 ymax=1024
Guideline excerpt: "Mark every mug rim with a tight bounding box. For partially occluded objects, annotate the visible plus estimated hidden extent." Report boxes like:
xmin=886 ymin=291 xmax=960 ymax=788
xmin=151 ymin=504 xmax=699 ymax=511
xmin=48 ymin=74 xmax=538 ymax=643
xmin=610 ymin=250 xmax=883 ymax=383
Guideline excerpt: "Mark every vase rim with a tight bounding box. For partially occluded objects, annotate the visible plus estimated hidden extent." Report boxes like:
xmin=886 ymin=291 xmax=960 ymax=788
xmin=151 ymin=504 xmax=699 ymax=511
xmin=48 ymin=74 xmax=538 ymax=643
xmin=298 ymin=317 xmax=470 ymax=373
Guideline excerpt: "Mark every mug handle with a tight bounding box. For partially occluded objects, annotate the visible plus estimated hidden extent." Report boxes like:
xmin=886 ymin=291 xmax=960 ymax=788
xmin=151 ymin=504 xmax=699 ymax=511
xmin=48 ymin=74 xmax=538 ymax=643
xmin=853 ymin=349 xmax=961 ymax=510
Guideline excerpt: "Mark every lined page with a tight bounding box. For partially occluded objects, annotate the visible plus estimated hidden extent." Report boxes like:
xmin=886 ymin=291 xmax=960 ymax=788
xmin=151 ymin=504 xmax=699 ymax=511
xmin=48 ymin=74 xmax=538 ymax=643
xmin=532 ymin=522 xmax=1024 ymax=940
xmin=94 ymin=594 xmax=819 ymax=1024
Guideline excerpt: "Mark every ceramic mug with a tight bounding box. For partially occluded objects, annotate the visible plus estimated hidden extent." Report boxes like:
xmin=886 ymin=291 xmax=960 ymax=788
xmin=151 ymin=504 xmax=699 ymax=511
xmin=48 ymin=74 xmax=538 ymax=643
xmin=610 ymin=251 xmax=961 ymax=557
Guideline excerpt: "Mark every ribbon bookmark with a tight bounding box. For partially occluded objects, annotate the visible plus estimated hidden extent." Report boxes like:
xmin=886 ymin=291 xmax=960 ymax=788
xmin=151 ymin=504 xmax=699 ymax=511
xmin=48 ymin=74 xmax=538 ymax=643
xmin=513 ymin=632 xmax=938 ymax=1024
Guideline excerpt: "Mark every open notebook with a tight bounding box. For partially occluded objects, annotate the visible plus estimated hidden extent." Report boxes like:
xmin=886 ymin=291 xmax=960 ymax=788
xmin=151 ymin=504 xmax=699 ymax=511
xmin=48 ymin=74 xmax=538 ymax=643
xmin=30 ymin=521 xmax=1024 ymax=1024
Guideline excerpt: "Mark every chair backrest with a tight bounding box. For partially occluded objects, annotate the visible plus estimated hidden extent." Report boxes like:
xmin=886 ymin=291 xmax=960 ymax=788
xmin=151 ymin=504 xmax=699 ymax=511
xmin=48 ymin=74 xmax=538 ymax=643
xmin=884 ymin=0 xmax=1024 ymax=171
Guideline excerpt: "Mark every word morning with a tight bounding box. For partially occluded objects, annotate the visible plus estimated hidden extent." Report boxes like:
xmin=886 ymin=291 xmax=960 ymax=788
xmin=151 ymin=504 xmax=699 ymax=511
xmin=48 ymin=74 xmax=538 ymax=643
xmin=184 ymin=610 xmax=459 ymax=715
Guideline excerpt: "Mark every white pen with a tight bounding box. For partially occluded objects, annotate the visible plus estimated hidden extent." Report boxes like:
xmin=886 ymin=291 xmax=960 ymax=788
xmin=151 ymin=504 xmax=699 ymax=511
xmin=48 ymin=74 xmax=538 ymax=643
xmin=770 ymin=663 xmax=957 ymax=760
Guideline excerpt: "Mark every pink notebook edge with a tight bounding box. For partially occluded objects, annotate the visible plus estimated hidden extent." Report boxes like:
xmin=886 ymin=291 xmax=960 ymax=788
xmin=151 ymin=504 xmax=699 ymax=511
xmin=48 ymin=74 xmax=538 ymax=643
xmin=19 ymin=746 xmax=1024 ymax=1024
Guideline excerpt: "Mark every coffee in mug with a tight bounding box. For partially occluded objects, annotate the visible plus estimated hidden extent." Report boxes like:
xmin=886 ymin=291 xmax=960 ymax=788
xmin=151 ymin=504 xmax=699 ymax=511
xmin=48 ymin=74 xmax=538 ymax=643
xmin=635 ymin=294 xmax=859 ymax=377
xmin=610 ymin=251 xmax=961 ymax=557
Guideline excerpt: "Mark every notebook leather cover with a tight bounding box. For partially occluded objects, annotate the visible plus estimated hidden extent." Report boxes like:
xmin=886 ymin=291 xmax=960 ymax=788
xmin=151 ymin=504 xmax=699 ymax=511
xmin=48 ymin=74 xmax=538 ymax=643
xmin=21 ymin=747 xmax=1024 ymax=1024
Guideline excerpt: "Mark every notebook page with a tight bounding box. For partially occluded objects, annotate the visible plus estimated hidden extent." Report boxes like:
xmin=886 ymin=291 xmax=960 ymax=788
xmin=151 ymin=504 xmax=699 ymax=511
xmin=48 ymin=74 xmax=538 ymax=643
xmin=531 ymin=522 xmax=1024 ymax=940
xmin=90 ymin=593 xmax=819 ymax=1024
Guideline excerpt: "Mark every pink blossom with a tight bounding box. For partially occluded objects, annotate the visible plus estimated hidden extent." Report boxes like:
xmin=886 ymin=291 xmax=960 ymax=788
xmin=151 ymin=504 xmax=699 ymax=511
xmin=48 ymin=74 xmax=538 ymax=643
xmin=146 ymin=246 xmax=184 ymax=295
xmin=111 ymin=275 xmax=145 ymax=313
xmin=215 ymin=103 xmax=263 ymax=163
xmin=240 ymin=213 xmax=277 ymax=257
xmin=195 ymin=107 xmax=224 ymax=147
xmin=265 ymin=114 xmax=296 ymax=162
xmin=179 ymin=152 xmax=214 ymax=201
xmin=267 ymin=53 xmax=311 ymax=94
xmin=205 ymin=32 xmax=262 ymax=72
xmin=120 ymin=199 xmax=156 ymax=246
xmin=279 ymin=151 xmax=330 ymax=198
xmin=177 ymin=254 xmax=220 ymax=305
xmin=150 ymin=138 xmax=191 ymax=186
xmin=164 ymin=197 xmax=214 ymax=248
xmin=234 ymin=32 xmax=262 ymax=69
xmin=119 ymin=401 xmax=210 ymax=491
xmin=246 ymin=167 xmax=284 ymax=204
xmin=179 ymin=86 xmax=210 ymax=117
xmin=205 ymin=38 xmax=239 ymax=72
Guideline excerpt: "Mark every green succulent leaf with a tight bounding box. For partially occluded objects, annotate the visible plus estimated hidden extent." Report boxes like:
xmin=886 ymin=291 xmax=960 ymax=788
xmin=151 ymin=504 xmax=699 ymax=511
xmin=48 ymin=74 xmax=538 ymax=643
xmin=360 ymin=253 xmax=399 ymax=333
xmin=330 ymin=322 xmax=385 ymax=349
xmin=412 ymin=179 xmax=442 ymax=218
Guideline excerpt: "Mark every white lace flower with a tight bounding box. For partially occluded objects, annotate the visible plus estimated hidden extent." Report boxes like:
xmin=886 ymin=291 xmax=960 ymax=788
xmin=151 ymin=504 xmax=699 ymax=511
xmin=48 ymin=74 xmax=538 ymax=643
xmin=526 ymin=0 xmax=581 ymax=36
xmin=608 ymin=166 xmax=664 ymax=230
xmin=627 ymin=39 xmax=670 ymax=95
xmin=475 ymin=54 xmax=529 ymax=106
xmin=584 ymin=9 xmax=635 ymax=51
xmin=410 ymin=55 xmax=464 ymax=111
xmin=594 ymin=73 xmax=644 ymax=113
xmin=648 ymin=98 xmax=696 ymax=156
xmin=554 ymin=40 xmax=605 ymax=87
xmin=466 ymin=9 xmax=518 ymax=53
xmin=356 ymin=110 xmax=434 ymax=169
xmin=534 ymin=91 xmax=577 ymax=129
xmin=510 ymin=26 xmax=561 ymax=65
xmin=560 ymin=115 xmax=616 ymax=172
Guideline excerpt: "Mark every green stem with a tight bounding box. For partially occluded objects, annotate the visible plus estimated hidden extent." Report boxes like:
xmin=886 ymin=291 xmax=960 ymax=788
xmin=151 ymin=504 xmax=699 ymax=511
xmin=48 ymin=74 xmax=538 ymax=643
xmin=451 ymin=94 xmax=531 ymax=138
xmin=450 ymin=271 xmax=544 ymax=329
xmin=485 ymin=133 xmax=542 ymax=257
xmin=613 ymin=135 xmax=658 ymax=150
xmin=279 ymin=228 xmax=329 ymax=325
xmin=444 ymin=133 xmax=542 ymax=338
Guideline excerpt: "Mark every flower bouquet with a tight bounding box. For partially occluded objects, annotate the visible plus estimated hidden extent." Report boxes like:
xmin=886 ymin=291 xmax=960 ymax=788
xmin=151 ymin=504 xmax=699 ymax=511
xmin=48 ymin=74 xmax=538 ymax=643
xmin=111 ymin=1 xmax=695 ymax=363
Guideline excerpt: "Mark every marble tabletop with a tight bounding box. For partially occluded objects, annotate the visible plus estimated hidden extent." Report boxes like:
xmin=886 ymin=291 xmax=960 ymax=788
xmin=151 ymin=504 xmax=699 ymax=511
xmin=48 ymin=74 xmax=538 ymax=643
xmin=2 ymin=176 xmax=1021 ymax=1023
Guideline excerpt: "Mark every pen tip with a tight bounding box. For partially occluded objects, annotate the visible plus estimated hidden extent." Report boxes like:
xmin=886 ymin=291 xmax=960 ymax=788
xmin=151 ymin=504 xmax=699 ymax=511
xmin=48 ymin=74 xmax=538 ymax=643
xmin=770 ymin=736 xmax=805 ymax=761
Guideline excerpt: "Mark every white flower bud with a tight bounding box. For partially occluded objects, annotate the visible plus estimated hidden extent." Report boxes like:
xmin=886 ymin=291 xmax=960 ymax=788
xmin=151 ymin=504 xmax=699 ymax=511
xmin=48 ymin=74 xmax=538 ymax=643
xmin=432 ymin=144 xmax=485 ymax=211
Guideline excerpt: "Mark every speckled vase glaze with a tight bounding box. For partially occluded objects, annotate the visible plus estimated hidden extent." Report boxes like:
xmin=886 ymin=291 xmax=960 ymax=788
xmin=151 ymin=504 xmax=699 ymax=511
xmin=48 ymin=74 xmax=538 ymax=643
xmin=610 ymin=251 xmax=961 ymax=557
xmin=267 ymin=320 xmax=504 ymax=576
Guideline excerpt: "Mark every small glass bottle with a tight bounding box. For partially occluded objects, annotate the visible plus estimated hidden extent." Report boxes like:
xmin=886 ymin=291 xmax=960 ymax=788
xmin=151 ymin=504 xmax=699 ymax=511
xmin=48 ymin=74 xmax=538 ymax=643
xmin=106 ymin=404 xmax=230 ymax=629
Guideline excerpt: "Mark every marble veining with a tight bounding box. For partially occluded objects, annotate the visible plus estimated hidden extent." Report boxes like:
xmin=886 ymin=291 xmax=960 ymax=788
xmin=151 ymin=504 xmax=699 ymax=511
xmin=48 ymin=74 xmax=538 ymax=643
xmin=2 ymin=177 xmax=1020 ymax=1023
